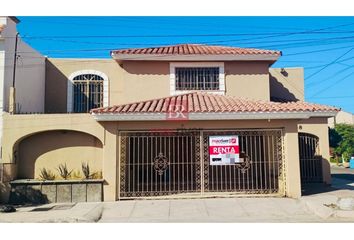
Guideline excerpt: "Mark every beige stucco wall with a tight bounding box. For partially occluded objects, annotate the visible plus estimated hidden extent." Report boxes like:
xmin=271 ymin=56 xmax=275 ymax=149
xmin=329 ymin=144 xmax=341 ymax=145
xmin=299 ymin=117 xmax=331 ymax=184
xmin=45 ymin=58 xmax=123 ymax=113
xmin=1 ymin=113 xmax=307 ymax=202
xmin=0 ymin=113 xmax=106 ymax=203
xmin=225 ymin=61 xmax=271 ymax=101
xmin=1 ymin=17 xmax=46 ymax=113
xmin=45 ymin=59 xmax=275 ymax=113
xmin=269 ymin=67 xmax=304 ymax=101
xmin=328 ymin=110 xmax=354 ymax=128
xmin=18 ymin=130 xmax=103 ymax=179
xmin=45 ymin=59 xmax=171 ymax=113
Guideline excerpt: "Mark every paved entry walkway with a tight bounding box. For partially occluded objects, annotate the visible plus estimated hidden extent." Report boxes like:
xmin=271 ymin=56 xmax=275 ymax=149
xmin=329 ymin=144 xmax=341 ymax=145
xmin=99 ymin=197 xmax=338 ymax=223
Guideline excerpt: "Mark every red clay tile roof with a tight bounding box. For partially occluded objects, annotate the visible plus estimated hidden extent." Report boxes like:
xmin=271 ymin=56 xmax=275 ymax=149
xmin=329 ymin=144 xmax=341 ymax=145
xmin=91 ymin=92 xmax=339 ymax=115
xmin=111 ymin=44 xmax=281 ymax=56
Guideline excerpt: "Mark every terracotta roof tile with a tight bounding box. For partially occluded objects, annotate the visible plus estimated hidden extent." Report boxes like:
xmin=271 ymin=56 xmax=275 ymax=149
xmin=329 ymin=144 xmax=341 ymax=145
xmin=91 ymin=92 xmax=339 ymax=115
xmin=111 ymin=44 xmax=281 ymax=56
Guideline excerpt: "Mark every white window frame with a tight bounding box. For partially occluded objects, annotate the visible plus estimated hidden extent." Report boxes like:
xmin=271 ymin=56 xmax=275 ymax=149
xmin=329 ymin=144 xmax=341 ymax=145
xmin=169 ymin=62 xmax=225 ymax=96
xmin=67 ymin=70 xmax=109 ymax=113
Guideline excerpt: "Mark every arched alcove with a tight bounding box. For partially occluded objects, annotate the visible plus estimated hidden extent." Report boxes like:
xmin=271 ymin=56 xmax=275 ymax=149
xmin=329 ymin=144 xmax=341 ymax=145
xmin=16 ymin=130 xmax=103 ymax=179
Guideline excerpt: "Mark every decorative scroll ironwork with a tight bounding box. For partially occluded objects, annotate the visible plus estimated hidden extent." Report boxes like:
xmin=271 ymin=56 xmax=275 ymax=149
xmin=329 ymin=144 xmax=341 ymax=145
xmin=152 ymin=152 xmax=170 ymax=175
xmin=203 ymin=130 xmax=283 ymax=195
xmin=119 ymin=129 xmax=284 ymax=199
xmin=119 ymin=134 xmax=127 ymax=196
xmin=119 ymin=130 xmax=201 ymax=198
xmin=235 ymin=151 xmax=252 ymax=173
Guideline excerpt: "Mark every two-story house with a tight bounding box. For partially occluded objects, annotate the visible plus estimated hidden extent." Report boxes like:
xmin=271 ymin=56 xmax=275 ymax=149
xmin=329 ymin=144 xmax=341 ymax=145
xmin=0 ymin=42 xmax=338 ymax=203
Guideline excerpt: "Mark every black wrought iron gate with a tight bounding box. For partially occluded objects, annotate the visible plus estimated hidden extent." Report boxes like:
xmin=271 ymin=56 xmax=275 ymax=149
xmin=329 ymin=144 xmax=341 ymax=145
xmin=299 ymin=133 xmax=323 ymax=183
xmin=119 ymin=129 xmax=284 ymax=199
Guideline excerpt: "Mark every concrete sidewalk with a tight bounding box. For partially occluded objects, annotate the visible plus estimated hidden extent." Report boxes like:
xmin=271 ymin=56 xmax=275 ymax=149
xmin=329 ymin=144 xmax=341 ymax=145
xmin=2 ymin=166 xmax=354 ymax=223
xmin=0 ymin=202 xmax=103 ymax=223
xmin=98 ymin=197 xmax=349 ymax=223
xmin=1 ymin=195 xmax=353 ymax=223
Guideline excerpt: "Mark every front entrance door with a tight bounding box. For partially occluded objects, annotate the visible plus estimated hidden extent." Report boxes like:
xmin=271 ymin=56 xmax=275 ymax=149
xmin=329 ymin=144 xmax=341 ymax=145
xmin=118 ymin=129 xmax=284 ymax=199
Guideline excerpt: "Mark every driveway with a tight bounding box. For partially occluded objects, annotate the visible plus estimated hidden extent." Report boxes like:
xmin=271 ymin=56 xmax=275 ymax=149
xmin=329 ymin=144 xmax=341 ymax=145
xmin=98 ymin=196 xmax=354 ymax=223
xmin=2 ymin=165 xmax=353 ymax=223
xmin=98 ymin=165 xmax=354 ymax=223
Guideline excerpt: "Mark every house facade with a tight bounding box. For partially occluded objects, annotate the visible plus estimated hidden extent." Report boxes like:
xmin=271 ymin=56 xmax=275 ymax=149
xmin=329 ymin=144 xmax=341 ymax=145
xmin=0 ymin=16 xmax=46 ymax=157
xmin=0 ymin=38 xmax=338 ymax=202
xmin=328 ymin=110 xmax=354 ymax=128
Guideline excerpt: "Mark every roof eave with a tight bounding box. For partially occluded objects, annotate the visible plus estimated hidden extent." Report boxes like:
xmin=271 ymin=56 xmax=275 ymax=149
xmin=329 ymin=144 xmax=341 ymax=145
xmin=91 ymin=111 xmax=338 ymax=122
xmin=111 ymin=53 xmax=280 ymax=62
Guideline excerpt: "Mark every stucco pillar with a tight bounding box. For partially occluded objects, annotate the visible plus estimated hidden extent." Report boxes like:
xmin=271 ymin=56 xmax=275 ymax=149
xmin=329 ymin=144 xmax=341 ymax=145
xmin=102 ymin=122 xmax=118 ymax=201
xmin=284 ymin=123 xmax=302 ymax=198
xmin=9 ymin=87 xmax=16 ymax=114
xmin=319 ymin=125 xmax=331 ymax=185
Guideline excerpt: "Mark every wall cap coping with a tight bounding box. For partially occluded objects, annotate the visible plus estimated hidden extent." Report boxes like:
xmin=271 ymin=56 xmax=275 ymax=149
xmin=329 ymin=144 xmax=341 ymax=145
xmin=10 ymin=179 xmax=105 ymax=185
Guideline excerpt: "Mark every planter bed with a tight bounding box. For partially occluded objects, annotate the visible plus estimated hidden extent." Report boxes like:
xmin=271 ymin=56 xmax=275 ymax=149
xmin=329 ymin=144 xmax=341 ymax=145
xmin=9 ymin=179 xmax=104 ymax=204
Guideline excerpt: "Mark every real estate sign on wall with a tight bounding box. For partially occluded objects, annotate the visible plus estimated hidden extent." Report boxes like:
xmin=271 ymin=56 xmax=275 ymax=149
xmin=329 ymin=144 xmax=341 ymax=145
xmin=209 ymin=135 xmax=240 ymax=165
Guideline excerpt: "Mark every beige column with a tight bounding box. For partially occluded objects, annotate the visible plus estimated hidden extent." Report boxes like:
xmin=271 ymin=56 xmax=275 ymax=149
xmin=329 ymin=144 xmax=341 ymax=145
xmin=284 ymin=123 xmax=302 ymax=198
xmin=9 ymin=87 xmax=16 ymax=114
xmin=102 ymin=122 xmax=118 ymax=201
xmin=318 ymin=124 xmax=331 ymax=185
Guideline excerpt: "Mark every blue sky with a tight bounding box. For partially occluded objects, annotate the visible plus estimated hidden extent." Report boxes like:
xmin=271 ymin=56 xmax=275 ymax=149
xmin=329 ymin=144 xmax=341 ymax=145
xmin=16 ymin=17 xmax=354 ymax=113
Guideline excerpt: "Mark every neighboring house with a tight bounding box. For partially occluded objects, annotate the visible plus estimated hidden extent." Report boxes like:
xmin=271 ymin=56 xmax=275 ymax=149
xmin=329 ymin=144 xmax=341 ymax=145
xmin=0 ymin=16 xmax=46 ymax=159
xmin=0 ymin=32 xmax=339 ymax=202
xmin=328 ymin=110 xmax=354 ymax=128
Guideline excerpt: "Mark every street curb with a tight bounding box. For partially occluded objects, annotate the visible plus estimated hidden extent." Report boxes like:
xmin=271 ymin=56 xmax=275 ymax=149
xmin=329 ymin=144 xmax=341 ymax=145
xmin=303 ymin=200 xmax=334 ymax=219
xmin=80 ymin=203 xmax=104 ymax=222
xmin=38 ymin=203 xmax=104 ymax=223
xmin=333 ymin=209 xmax=354 ymax=218
xmin=302 ymin=196 xmax=354 ymax=220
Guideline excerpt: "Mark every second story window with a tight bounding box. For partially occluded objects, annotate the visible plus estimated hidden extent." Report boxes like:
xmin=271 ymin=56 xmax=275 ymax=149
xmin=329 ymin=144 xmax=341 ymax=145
xmin=73 ymin=74 xmax=104 ymax=113
xmin=170 ymin=63 xmax=225 ymax=96
xmin=67 ymin=70 xmax=109 ymax=113
xmin=175 ymin=67 xmax=220 ymax=90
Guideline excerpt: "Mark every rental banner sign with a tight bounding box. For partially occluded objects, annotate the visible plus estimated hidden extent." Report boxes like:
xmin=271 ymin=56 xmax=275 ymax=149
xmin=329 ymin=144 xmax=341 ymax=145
xmin=209 ymin=135 xmax=240 ymax=165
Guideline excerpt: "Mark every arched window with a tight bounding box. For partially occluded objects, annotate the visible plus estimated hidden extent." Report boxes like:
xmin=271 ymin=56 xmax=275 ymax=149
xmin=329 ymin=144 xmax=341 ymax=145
xmin=67 ymin=70 xmax=108 ymax=113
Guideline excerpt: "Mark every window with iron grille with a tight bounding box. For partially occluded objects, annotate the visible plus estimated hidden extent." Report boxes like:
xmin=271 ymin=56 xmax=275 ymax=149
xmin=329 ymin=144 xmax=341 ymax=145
xmin=175 ymin=67 xmax=220 ymax=90
xmin=73 ymin=74 xmax=104 ymax=113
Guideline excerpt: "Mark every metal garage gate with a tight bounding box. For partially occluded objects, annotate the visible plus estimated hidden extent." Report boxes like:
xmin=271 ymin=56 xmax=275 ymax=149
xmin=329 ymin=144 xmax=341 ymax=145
xmin=299 ymin=133 xmax=323 ymax=183
xmin=119 ymin=129 xmax=284 ymax=199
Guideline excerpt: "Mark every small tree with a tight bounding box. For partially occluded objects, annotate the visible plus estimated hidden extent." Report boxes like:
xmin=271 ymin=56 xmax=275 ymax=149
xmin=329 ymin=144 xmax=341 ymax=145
xmin=329 ymin=124 xmax=354 ymax=163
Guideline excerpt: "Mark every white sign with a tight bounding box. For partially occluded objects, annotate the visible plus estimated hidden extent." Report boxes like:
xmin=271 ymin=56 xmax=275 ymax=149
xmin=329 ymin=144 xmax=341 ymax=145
xmin=209 ymin=135 xmax=240 ymax=165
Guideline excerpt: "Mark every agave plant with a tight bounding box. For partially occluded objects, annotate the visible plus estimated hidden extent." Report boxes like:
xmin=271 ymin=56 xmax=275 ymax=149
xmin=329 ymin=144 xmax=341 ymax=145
xmin=39 ymin=168 xmax=56 ymax=180
xmin=57 ymin=163 xmax=73 ymax=180
xmin=81 ymin=162 xmax=91 ymax=179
